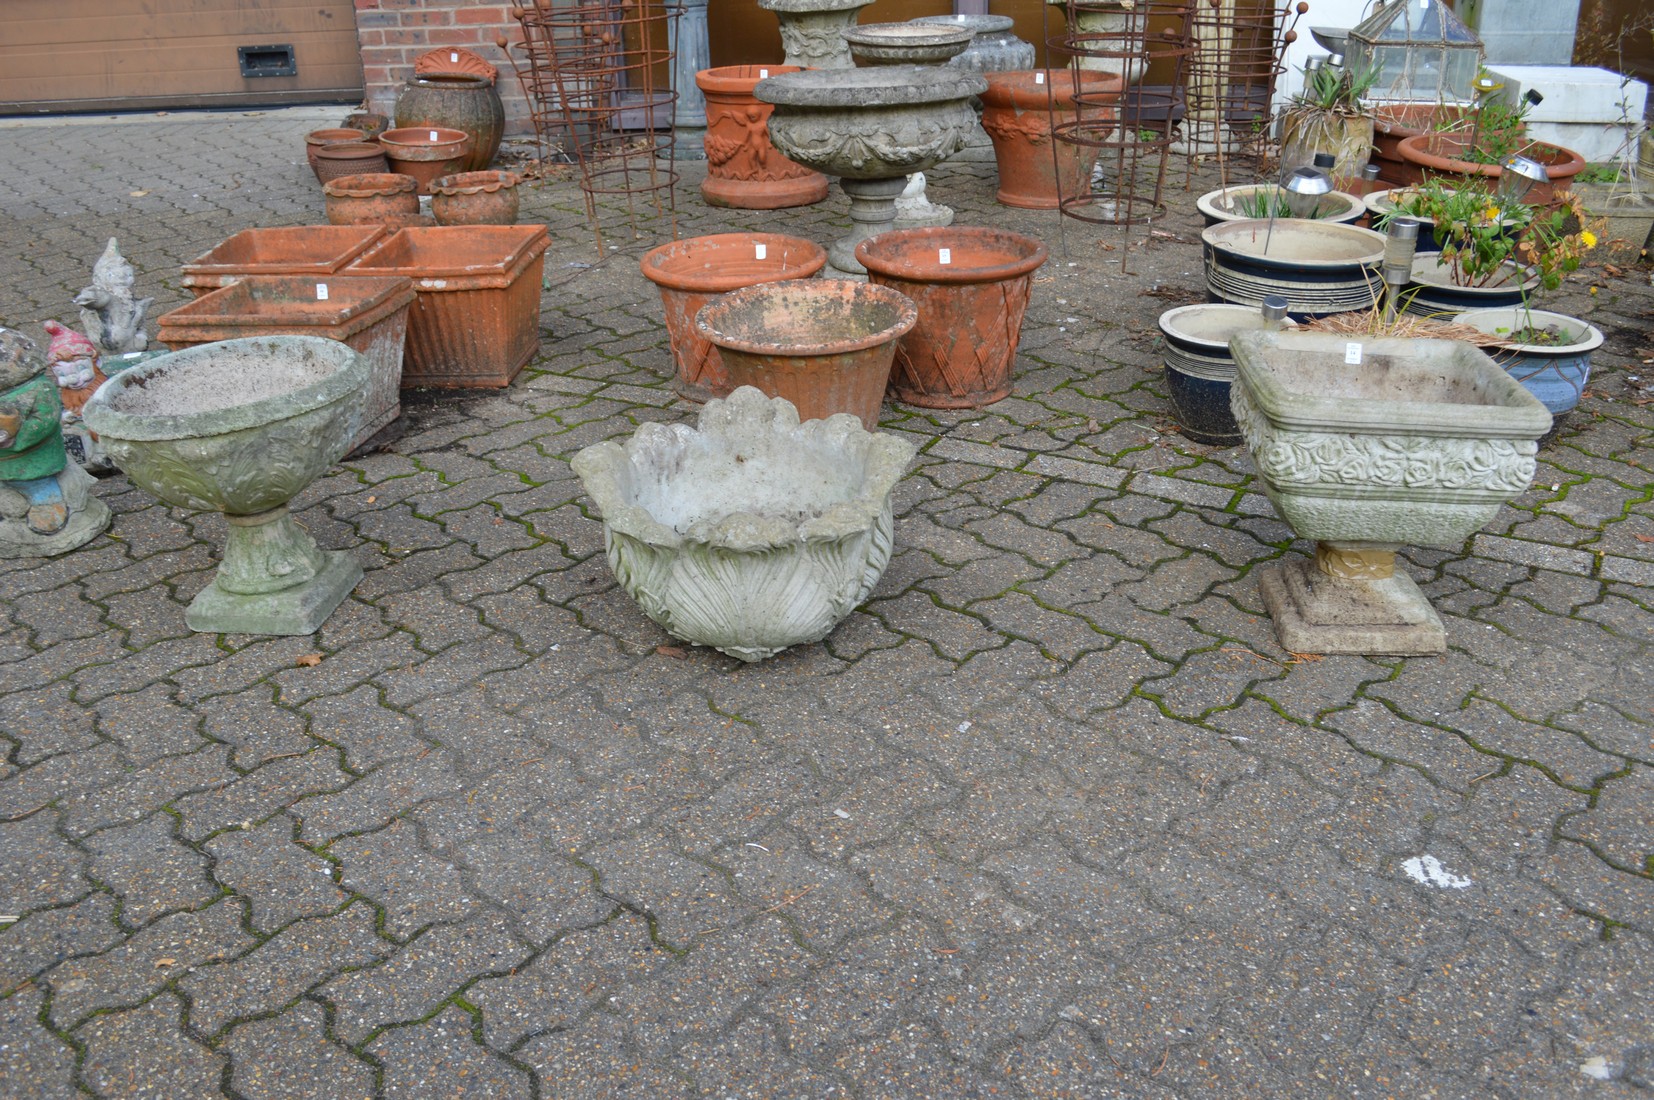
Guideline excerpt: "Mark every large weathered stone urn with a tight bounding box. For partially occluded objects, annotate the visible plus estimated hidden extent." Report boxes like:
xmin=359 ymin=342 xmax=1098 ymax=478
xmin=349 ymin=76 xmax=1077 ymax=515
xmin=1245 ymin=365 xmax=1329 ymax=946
xmin=755 ymin=66 xmax=985 ymax=274
xmin=570 ymin=386 xmax=916 ymax=662
xmin=83 ymin=336 xmax=368 ymax=635
xmin=758 ymin=0 xmax=876 ymax=70
xmin=1229 ymin=331 xmax=1550 ymax=656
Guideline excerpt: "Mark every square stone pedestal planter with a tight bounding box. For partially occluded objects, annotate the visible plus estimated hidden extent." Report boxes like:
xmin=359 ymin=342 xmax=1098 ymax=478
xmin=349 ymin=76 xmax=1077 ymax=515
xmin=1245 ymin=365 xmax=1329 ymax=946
xmin=181 ymin=226 xmax=388 ymax=298
xmin=345 ymin=225 xmax=550 ymax=388
xmin=156 ymin=275 xmax=416 ymax=455
xmin=1230 ymin=331 xmax=1550 ymax=655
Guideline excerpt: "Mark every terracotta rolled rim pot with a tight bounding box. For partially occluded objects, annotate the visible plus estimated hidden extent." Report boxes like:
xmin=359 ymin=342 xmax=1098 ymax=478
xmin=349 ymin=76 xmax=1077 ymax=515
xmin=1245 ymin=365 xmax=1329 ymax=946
xmin=1395 ymin=133 xmax=1587 ymax=204
xmin=855 ymin=227 xmax=1048 ymax=284
xmin=305 ymin=128 xmax=368 ymax=167
xmin=379 ymin=127 xmax=473 ymax=161
xmin=641 ymin=233 xmax=830 ymax=402
xmin=322 ymin=173 xmax=420 ymax=199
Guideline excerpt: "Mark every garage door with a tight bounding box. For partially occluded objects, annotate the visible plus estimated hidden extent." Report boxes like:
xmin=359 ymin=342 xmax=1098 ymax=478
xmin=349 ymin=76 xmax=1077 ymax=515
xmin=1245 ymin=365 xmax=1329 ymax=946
xmin=0 ymin=0 xmax=363 ymax=115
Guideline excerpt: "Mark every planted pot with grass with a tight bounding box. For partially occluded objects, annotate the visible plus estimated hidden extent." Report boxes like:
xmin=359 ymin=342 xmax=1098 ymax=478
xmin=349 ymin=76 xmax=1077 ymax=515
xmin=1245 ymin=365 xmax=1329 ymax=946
xmin=1279 ymin=59 xmax=1379 ymax=190
xmin=1196 ymin=182 xmax=1365 ymax=226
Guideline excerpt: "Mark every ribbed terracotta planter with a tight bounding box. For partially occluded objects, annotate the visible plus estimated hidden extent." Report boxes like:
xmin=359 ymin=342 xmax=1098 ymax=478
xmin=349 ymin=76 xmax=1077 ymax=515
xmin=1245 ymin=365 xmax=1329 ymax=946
xmin=322 ymin=173 xmax=421 ymax=226
xmin=378 ymin=127 xmax=473 ymax=194
xmin=1396 ymin=134 xmax=1586 ymax=207
xmin=430 ymin=170 xmax=520 ymax=225
xmin=394 ymin=74 xmax=503 ymax=172
xmin=1370 ymin=104 xmax=1469 ymax=187
xmin=855 ymin=227 xmax=1045 ymax=409
xmin=313 ymin=141 xmax=391 ymax=183
xmin=344 ymin=224 xmax=551 ymax=388
xmin=697 ymin=65 xmax=830 ymax=210
xmin=155 ymin=275 xmax=416 ymax=454
xmin=980 ymin=69 xmax=1122 ymax=210
xmin=182 ymin=226 xmax=388 ymax=298
xmin=640 ymin=233 xmax=828 ymax=401
xmin=306 ymin=128 xmax=368 ymax=173
xmin=694 ymin=279 xmax=918 ymax=429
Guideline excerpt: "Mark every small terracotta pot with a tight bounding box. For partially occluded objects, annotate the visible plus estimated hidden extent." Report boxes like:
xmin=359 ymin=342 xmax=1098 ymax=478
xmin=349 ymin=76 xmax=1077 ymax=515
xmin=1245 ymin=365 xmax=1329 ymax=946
xmin=378 ymin=127 xmax=474 ymax=194
xmin=694 ymin=279 xmax=917 ymax=429
xmin=855 ymin=227 xmax=1046 ymax=409
xmin=980 ymin=69 xmax=1122 ymax=209
xmin=696 ymin=65 xmax=830 ymax=210
xmin=313 ymin=141 xmax=392 ymax=183
xmin=430 ymin=170 xmax=521 ymax=225
xmin=306 ymin=128 xmax=368 ymax=173
xmin=640 ymin=233 xmax=828 ymax=401
xmin=1396 ymin=134 xmax=1586 ymax=207
xmin=323 ymin=173 xmax=421 ymax=226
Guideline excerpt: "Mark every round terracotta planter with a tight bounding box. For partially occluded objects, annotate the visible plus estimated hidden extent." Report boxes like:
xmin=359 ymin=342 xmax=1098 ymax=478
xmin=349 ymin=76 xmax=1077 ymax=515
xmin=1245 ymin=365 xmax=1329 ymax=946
xmin=430 ymin=170 xmax=520 ymax=225
xmin=854 ymin=226 xmax=1046 ymax=409
xmin=1400 ymin=253 xmax=1542 ymax=318
xmin=1396 ymin=134 xmax=1586 ymax=207
xmin=322 ymin=173 xmax=420 ymax=225
xmin=378 ymin=127 xmax=474 ymax=194
xmin=394 ymin=74 xmax=504 ymax=172
xmin=694 ymin=279 xmax=918 ymax=430
xmin=1370 ymin=104 xmax=1469 ymax=187
xmin=305 ymin=128 xmax=368 ymax=173
xmin=641 ymin=234 xmax=829 ymax=402
xmin=313 ymin=141 xmax=391 ymax=184
xmin=696 ymin=65 xmax=830 ymax=210
xmin=980 ymin=69 xmax=1123 ymax=210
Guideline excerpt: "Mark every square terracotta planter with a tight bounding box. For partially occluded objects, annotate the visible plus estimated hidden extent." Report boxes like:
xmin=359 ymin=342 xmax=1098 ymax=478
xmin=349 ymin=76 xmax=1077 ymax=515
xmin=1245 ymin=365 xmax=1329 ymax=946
xmin=181 ymin=226 xmax=388 ymax=299
xmin=344 ymin=224 xmax=550 ymax=388
xmin=156 ymin=275 xmax=416 ymax=453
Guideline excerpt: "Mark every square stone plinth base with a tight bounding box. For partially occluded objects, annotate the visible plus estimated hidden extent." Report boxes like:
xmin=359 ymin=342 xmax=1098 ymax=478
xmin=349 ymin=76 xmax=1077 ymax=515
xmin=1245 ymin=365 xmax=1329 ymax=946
xmin=1257 ymin=558 xmax=1446 ymax=656
xmin=185 ymin=551 xmax=363 ymax=636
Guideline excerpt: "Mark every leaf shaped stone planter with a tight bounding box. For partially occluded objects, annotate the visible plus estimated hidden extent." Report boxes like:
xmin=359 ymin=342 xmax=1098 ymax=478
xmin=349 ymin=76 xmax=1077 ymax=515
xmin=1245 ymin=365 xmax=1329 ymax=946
xmin=571 ymin=386 xmax=916 ymax=661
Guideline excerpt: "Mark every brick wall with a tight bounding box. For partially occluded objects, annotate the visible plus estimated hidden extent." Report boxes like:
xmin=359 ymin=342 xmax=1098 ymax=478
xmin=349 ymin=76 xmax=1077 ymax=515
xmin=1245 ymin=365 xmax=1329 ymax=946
xmin=353 ymin=0 xmax=534 ymax=135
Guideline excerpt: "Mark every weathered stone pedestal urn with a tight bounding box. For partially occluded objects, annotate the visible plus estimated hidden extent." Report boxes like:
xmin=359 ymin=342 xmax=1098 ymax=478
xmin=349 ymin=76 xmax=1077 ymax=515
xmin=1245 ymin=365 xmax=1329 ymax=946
xmin=1230 ymin=331 xmax=1550 ymax=656
xmin=83 ymin=336 xmax=368 ymax=635
xmin=756 ymin=66 xmax=985 ymax=275
xmin=758 ymin=0 xmax=876 ymax=70
xmin=570 ymin=386 xmax=916 ymax=662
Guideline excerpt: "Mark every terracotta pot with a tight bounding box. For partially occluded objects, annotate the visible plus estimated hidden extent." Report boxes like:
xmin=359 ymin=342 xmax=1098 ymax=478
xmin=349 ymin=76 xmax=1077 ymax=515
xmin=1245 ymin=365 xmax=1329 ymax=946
xmin=430 ymin=170 xmax=521 ymax=225
xmin=322 ymin=173 xmax=421 ymax=226
xmin=305 ymin=128 xmax=368 ymax=173
xmin=854 ymin=227 xmax=1046 ymax=409
xmin=696 ymin=65 xmax=830 ymax=210
xmin=394 ymin=74 xmax=503 ymax=172
xmin=980 ymin=69 xmax=1122 ymax=210
xmin=641 ymin=234 xmax=828 ymax=401
xmin=1400 ymin=253 xmax=1541 ymax=318
xmin=181 ymin=226 xmax=388 ymax=298
xmin=694 ymin=279 xmax=918 ymax=429
xmin=1278 ymin=108 xmax=1374 ymax=192
xmin=313 ymin=141 xmax=391 ymax=184
xmin=1370 ymin=103 xmax=1469 ymax=187
xmin=1396 ymin=134 xmax=1586 ymax=207
xmin=378 ymin=127 xmax=474 ymax=194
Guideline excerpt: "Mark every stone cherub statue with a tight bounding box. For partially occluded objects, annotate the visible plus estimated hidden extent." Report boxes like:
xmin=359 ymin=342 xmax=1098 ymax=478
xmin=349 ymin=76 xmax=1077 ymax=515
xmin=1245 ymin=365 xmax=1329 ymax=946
xmin=75 ymin=238 xmax=152 ymax=355
xmin=0 ymin=326 xmax=109 ymax=556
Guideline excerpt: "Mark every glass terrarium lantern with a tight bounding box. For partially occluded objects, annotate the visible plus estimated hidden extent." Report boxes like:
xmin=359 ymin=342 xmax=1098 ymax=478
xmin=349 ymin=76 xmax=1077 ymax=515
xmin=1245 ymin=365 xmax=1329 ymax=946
xmin=1346 ymin=0 xmax=1483 ymax=106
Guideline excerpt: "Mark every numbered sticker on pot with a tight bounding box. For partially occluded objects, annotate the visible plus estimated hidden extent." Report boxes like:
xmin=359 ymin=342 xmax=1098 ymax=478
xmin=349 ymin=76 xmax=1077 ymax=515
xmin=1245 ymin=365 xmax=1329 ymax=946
xmin=939 ymin=248 xmax=952 ymax=265
xmin=430 ymin=130 xmax=440 ymax=141
xmin=1035 ymin=72 xmax=1045 ymax=85
xmin=316 ymin=283 xmax=330 ymax=301
xmin=1345 ymin=342 xmax=1363 ymax=365
xmin=451 ymin=51 xmax=460 ymax=63
xmin=759 ymin=69 xmax=769 ymax=78
xmin=755 ymin=242 xmax=767 ymax=260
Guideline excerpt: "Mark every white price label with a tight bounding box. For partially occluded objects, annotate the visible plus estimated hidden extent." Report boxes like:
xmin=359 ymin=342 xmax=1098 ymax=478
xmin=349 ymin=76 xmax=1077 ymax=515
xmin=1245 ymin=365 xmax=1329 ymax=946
xmin=316 ymin=283 xmax=330 ymax=301
xmin=451 ymin=51 xmax=460 ymax=63
xmin=1344 ymin=342 xmax=1363 ymax=365
xmin=1035 ymin=72 xmax=1045 ymax=85
xmin=755 ymin=242 xmax=767 ymax=260
xmin=759 ymin=68 xmax=769 ymax=78
xmin=939 ymin=248 xmax=952 ymax=265
xmin=430 ymin=130 xmax=440 ymax=141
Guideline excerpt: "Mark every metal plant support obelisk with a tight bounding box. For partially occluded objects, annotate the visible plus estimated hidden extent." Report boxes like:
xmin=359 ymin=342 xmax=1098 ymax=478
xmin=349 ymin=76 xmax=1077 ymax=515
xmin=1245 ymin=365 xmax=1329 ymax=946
xmin=1180 ymin=0 xmax=1302 ymax=183
xmin=506 ymin=0 xmax=680 ymax=251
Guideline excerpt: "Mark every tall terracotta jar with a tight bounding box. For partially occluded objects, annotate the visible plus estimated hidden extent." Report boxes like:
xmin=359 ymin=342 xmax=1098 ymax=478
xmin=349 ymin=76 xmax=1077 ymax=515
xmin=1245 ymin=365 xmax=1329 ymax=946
xmin=696 ymin=65 xmax=830 ymax=210
xmin=394 ymin=74 xmax=504 ymax=172
xmin=855 ymin=226 xmax=1046 ymax=409
xmin=641 ymin=233 xmax=828 ymax=401
xmin=980 ymin=69 xmax=1122 ymax=209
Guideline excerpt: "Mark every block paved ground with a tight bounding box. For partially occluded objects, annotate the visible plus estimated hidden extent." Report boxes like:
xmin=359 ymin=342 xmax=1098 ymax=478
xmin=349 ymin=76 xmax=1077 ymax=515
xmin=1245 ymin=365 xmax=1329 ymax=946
xmin=1 ymin=106 xmax=1651 ymax=1099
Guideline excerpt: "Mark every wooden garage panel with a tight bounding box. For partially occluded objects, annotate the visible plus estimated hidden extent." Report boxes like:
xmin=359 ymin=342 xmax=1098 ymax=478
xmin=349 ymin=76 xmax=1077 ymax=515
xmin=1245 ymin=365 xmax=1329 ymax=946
xmin=0 ymin=0 xmax=363 ymax=113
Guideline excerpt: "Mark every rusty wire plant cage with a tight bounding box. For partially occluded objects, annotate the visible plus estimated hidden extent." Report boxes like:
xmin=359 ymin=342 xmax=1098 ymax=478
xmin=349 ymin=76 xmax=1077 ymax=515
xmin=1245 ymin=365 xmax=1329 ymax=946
xmin=506 ymin=0 xmax=680 ymax=251
xmin=1181 ymin=0 xmax=1305 ymax=182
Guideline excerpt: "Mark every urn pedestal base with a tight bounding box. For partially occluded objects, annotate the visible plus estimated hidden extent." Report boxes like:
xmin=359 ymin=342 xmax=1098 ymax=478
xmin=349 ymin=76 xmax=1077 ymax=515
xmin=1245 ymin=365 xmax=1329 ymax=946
xmin=1256 ymin=544 xmax=1444 ymax=657
xmin=188 ymin=536 xmax=363 ymax=636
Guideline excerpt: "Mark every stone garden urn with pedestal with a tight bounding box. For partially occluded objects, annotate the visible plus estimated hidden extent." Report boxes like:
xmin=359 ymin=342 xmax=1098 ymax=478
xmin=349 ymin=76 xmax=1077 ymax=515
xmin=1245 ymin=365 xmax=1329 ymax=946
xmin=571 ymin=386 xmax=916 ymax=662
xmin=759 ymin=0 xmax=876 ymax=70
xmin=756 ymin=66 xmax=985 ymax=275
xmin=83 ymin=336 xmax=369 ymax=635
xmin=1229 ymin=330 xmax=1550 ymax=656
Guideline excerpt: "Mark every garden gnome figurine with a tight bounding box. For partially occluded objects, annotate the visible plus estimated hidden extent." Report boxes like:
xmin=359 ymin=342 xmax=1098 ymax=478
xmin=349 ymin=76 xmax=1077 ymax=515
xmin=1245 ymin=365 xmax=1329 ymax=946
xmin=43 ymin=320 xmax=113 ymax=473
xmin=0 ymin=326 xmax=110 ymax=556
xmin=74 ymin=238 xmax=152 ymax=354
